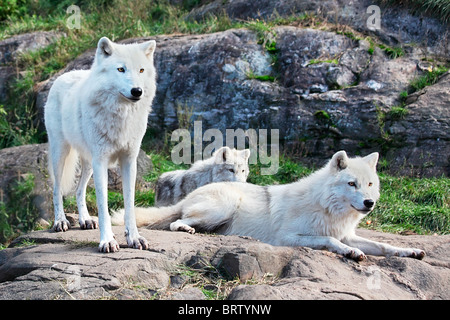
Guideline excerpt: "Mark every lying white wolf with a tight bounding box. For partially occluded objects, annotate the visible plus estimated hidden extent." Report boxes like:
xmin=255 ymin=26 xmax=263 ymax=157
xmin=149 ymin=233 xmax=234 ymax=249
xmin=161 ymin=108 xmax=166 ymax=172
xmin=113 ymin=151 xmax=425 ymax=261
xmin=45 ymin=37 xmax=156 ymax=253
xmin=155 ymin=146 xmax=250 ymax=206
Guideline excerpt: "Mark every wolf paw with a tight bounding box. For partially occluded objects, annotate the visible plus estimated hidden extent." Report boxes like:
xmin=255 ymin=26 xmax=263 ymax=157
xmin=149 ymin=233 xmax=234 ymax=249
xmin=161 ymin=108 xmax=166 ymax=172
xmin=398 ymin=248 xmax=425 ymax=260
xmin=80 ymin=219 xmax=98 ymax=230
xmin=170 ymin=221 xmax=196 ymax=234
xmin=179 ymin=225 xmax=196 ymax=234
xmin=411 ymin=249 xmax=425 ymax=260
xmin=53 ymin=219 xmax=71 ymax=232
xmin=99 ymin=239 xmax=120 ymax=253
xmin=127 ymin=236 xmax=149 ymax=250
xmin=344 ymin=248 xmax=366 ymax=261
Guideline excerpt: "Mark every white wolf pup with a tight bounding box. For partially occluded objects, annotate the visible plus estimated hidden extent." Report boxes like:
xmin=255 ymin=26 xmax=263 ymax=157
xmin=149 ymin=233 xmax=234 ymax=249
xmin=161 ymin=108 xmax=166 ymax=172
xmin=120 ymin=151 xmax=425 ymax=261
xmin=44 ymin=37 xmax=157 ymax=253
xmin=155 ymin=146 xmax=250 ymax=206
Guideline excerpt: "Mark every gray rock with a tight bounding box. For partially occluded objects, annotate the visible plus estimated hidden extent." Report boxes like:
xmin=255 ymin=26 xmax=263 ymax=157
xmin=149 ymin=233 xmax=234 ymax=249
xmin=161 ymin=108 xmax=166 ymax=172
xmin=0 ymin=31 xmax=64 ymax=65
xmin=0 ymin=31 xmax=64 ymax=103
xmin=31 ymin=11 xmax=449 ymax=177
xmin=0 ymin=143 xmax=51 ymax=221
xmin=326 ymin=66 xmax=356 ymax=89
xmin=276 ymin=27 xmax=355 ymax=92
xmin=218 ymin=252 xmax=263 ymax=281
xmin=384 ymin=72 xmax=450 ymax=176
xmin=0 ymin=143 xmax=153 ymax=222
xmin=170 ymin=287 xmax=206 ymax=300
xmin=186 ymin=0 xmax=448 ymax=56
xmin=227 ymin=284 xmax=283 ymax=300
xmin=0 ymin=227 xmax=448 ymax=300
xmin=211 ymin=243 xmax=293 ymax=281
xmin=0 ymin=66 xmax=14 ymax=102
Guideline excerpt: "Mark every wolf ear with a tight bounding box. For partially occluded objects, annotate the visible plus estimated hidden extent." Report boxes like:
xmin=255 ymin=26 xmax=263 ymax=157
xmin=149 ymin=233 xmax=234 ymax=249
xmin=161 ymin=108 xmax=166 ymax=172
xmin=330 ymin=150 xmax=349 ymax=172
xmin=97 ymin=37 xmax=114 ymax=57
xmin=363 ymin=152 xmax=379 ymax=171
xmin=140 ymin=40 xmax=156 ymax=58
xmin=240 ymin=149 xmax=250 ymax=161
xmin=214 ymin=146 xmax=231 ymax=164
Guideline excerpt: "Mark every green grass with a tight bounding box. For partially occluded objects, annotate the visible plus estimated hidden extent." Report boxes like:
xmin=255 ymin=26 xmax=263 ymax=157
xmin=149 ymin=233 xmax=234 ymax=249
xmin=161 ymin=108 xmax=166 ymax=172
xmin=0 ymin=173 xmax=40 ymax=244
xmin=307 ymin=58 xmax=339 ymax=66
xmin=243 ymin=20 xmax=280 ymax=81
xmin=1 ymin=149 xmax=448 ymax=248
xmin=59 ymin=151 xmax=450 ymax=237
xmin=387 ymin=65 xmax=448 ymax=118
xmin=387 ymin=105 xmax=408 ymax=120
xmin=0 ymin=0 xmax=241 ymax=149
xmin=377 ymin=44 xmax=404 ymax=59
xmin=250 ymin=156 xmax=449 ymax=235
xmin=409 ymin=66 xmax=449 ymax=93
xmin=169 ymin=262 xmax=276 ymax=300
xmin=362 ymin=174 xmax=450 ymax=234
xmin=138 ymin=152 xmax=450 ymax=236
xmin=1 ymin=1 xmax=446 ymax=149
xmin=0 ymin=0 xmax=449 ymax=247
xmin=253 ymin=75 xmax=275 ymax=82
xmin=246 ymin=71 xmax=275 ymax=82
xmin=336 ymin=31 xmax=405 ymax=60
xmin=63 ymin=187 xmax=156 ymax=217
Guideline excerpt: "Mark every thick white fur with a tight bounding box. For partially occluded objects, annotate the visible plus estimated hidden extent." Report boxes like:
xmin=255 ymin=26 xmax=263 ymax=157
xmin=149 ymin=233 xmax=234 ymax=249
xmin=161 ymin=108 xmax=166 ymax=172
xmin=155 ymin=146 xmax=250 ymax=207
xmin=114 ymin=151 xmax=425 ymax=260
xmin=45 ymin=37 xmax=157 ymax=253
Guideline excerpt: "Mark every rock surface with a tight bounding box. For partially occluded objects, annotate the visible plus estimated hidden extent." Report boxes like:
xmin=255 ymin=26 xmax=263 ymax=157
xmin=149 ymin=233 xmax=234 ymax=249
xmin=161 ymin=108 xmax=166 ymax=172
xmin=0 ymin=31 xmax=64 ymax=65
xmin=0 ymin=226 xmax=448 ymax=300
xmin=383 ymin=72 xmax=450 ymax=176
xmin=0 ymin=2 xmax=448 ymax=177
xmin=33 ymin=27 xmax=449 ymax=177
xmin=0 ymin=143 xmax=153 ymax=222
xmin=187 ymin=0 xmax=448 ymax=55
xmin=0 ymin=31 xmax=64 ymax=102
xmin=1 ymin=0 xmax=449 ymax=302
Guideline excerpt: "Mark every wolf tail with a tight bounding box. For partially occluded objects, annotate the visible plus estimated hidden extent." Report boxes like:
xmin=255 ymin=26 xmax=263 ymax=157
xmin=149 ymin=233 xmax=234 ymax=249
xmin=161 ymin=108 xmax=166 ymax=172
xmin=48 ymin=145 xmax=79 ymax=195
xmin=111 ymin=202 xmax=183 ymax=229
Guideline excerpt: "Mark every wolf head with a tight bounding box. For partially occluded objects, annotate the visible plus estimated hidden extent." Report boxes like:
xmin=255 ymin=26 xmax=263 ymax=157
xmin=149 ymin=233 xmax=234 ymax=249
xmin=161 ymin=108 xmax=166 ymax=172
xmin=324 ymin=150 xmax=380 ymax=216
xmin=211 ymin=146 xmax=251 ymax=183
xmin=92 ymin=37 xmax=156 ymax=104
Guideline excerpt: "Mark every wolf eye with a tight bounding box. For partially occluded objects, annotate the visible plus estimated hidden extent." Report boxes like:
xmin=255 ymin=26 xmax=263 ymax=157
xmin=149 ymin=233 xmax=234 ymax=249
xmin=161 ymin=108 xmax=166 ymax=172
xmin=117 ymin=67 xmax=125 ymax=73
xmin=348 ymin=182 xmax=356 ymax=187
xmin=228 ymin=169 xmax=235 ymax=173
xmin=139 ymin=68 xmax=144 ymax=73
xmin=368 ymin=182 xmax=373 ymax=187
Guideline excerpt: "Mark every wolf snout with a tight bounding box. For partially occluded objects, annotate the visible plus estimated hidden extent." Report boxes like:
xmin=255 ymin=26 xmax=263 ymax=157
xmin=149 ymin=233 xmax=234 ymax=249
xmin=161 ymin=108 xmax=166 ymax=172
xmin=363 ymin=199 xmax=375 ymax=209
xmin=131 ymin=87 xmax=143 ymax=98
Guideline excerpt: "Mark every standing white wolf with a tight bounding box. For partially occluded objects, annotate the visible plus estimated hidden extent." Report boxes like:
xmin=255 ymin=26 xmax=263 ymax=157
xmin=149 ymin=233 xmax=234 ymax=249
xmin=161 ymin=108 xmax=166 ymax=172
xmin=44 ymin=37 xmax=157 ymax=253
xmin=117 ymin=151 xmax=425 ymax=260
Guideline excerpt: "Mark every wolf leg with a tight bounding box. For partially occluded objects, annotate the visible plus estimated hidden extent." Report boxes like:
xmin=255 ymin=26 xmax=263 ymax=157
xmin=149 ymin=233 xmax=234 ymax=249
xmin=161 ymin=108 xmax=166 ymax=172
xmin=280 ymin=234 xmax=366 ymax=261
xmin=168 ymin=203 xmax=225 ymax=234
xmin=169 ymin=200 xmax=232 ymax=234
xmin=170 ymin=219 xmax=196 ymax=234
xmin=49 ymin=142 xmax=71 ymax=232
xmin=121 ymin=155 xmax=149 ymax=250
xmin=342 ymin=235 xmax=425 ymax=259
xmin=76 ymin=159 xmax=98 ymax=229
xmin=93 ymin=159 xmax=119 ymax=253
